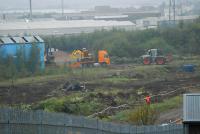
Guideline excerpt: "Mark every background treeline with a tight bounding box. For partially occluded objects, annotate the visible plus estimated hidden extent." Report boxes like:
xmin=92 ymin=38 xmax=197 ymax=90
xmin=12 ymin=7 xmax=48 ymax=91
xmin=43 ymin=18 xmax=200 ymax=63
xmin=1 ymin=18 xmax=200 ymax=81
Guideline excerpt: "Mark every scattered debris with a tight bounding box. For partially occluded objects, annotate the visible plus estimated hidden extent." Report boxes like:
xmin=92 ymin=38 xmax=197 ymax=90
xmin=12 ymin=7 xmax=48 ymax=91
xmin=62 ymin=79 xmax=84 ymax=92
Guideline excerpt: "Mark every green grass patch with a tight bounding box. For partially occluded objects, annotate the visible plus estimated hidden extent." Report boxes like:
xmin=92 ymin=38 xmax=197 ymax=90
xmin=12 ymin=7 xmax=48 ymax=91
xmin=133 ymin=65 xmax=169 ymax=79
xmin=107 ymin=110 xmax=130 ymax=122
xmin=0 ymin=73 xmax=68 ymax=86
xmin=102 ymin=77 xmax=137 ymax=84
xmin=151 ymin=95 xmax=182 ymax=112
xmin=109 ymin=95 xmax=182 ymax=123
xmin=33 ymin=92 xmax=105 ymax=116
xmin=0 ymin=67 xmax=109 ymax=86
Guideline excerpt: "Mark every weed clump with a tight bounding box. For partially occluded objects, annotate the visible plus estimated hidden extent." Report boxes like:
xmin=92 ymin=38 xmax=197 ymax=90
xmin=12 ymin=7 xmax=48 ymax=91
xmin=128 ymin=105 xmax=159 ymax=125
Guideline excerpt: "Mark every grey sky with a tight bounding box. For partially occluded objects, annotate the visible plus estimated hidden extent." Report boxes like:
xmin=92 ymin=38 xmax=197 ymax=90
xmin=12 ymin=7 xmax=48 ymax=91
xmin=0 ymin=0 xmax=167 ymax=10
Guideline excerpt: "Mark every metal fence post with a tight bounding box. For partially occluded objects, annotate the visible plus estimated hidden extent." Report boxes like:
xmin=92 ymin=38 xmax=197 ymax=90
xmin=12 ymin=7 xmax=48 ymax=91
xmin=7 ymin=109 xmax=11 ymax=134
xmin=38 ymin=111 xmax=43 ymax=134
xmin=97 ymin=119 xmax=99 ymax=134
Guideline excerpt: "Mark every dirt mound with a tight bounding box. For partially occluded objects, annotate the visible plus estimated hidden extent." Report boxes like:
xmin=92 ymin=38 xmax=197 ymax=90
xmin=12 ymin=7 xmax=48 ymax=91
xmin=62 ymin=80 xmax=84 ymax=91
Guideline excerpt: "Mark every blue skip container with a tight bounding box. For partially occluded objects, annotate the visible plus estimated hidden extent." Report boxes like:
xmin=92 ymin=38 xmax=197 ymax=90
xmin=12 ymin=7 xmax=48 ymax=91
xmin=182 ymin=64 xmax=195 ymax=73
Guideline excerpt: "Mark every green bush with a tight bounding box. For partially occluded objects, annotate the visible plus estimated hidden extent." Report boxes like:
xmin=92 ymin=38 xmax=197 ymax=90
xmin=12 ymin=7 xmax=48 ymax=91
xmin=33 ymin=95 xmax=104 ymax=116
xmin=128 ymin=105 xmax=159 ymax=125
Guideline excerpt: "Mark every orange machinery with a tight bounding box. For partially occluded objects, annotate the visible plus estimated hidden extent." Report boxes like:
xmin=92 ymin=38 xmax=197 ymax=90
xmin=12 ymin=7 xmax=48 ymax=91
xmin=69 ymin=48 xmax=110 ymax=68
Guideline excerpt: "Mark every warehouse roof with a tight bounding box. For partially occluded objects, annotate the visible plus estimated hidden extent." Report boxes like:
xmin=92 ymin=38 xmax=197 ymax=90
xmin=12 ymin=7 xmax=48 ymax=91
xmin=0 ymin=20 xmax=135 ymax=30
xmin=94 ymin=15 xmax=129 ymax=19
xmin=0 ymin=36 xmax=44 ymax=45
xmin=12 ymin=37 xmax=26 ymax=43
xmin=183 ymin=94 xmax=200 ymax=123
xmin=0 ymin=37 xmax=14 ymax=44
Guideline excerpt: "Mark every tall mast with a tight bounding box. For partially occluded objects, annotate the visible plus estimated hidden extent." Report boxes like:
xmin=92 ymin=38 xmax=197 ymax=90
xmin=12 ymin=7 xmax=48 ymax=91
xmin=29 ymin=0 xmax=32 ymax=20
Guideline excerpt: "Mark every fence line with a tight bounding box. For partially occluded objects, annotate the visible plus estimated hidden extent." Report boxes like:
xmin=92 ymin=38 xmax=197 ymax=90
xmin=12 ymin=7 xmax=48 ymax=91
xmin=0 ymin=108 xmax=183 ymax=134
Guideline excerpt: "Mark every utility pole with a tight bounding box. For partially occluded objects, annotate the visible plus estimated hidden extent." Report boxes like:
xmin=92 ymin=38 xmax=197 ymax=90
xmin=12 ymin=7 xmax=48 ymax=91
xmin=173 ymin=0 xmax=176 ymax=23
xmin=180 ymin=0 xmax=183 ymax=16
xmin=29 ymin=0 xmax=32 ymax=20
xmin=61 ymin=0 xmax=64 ymax=17
xmin=169 ymin=0 xmax=171 ymax=22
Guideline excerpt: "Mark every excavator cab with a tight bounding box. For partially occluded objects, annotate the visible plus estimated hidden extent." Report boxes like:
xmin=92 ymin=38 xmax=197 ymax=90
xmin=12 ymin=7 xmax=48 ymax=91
xmin=81 ymin=48 xmax=94 ymax=62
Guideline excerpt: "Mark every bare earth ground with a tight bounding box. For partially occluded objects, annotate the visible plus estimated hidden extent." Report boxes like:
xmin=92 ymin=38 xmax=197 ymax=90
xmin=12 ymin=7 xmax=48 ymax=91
xmin=157 ymin=87 xmax=200 ymax=124
xmin=0 ymin=64 xmax=199 ymax=124
xmin=156 ymin=107 xmax=183 ymax=124
xmin=0 ymin=65 xmax=199 ymax=105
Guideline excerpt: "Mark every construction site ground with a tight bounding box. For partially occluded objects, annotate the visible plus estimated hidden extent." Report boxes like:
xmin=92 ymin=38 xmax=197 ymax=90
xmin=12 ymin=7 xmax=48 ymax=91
xmin=0 ymin=59 xmax=200 ymax=124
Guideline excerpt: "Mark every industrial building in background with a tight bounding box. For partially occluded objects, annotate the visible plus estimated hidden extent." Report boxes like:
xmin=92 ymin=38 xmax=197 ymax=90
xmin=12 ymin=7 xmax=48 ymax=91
xmin=29 ymin=0 xmax=32 ymax=20
xmin=0 ymin=35 xmax=45 ymax=69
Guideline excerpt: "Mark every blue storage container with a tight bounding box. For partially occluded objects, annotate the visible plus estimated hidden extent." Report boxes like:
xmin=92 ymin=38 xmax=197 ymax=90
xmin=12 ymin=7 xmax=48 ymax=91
xmin=0 ymin=35 xmax=45 ymax=70
xmin=182 ymin=64 xmax=195 ymax=73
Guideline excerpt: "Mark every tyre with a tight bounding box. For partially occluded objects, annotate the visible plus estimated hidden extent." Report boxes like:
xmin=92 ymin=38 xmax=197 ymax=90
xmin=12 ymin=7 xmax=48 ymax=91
xmin=143 ymin=57 xmax=151 ymax=65
xmin=155 ymin=57 xmax=165 ymax=65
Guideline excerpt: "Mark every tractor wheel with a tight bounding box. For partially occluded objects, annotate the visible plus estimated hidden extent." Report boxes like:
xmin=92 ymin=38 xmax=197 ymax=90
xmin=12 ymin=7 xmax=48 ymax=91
xmin=156 ymin=57 xmax=165 ymax=65
xmin=143 ymin=57 xmax=151 ymax=65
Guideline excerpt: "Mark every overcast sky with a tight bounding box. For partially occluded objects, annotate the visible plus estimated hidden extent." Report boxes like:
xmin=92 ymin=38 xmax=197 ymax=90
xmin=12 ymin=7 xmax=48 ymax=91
xmin=0 ymin=0 xmax=167 ymax=10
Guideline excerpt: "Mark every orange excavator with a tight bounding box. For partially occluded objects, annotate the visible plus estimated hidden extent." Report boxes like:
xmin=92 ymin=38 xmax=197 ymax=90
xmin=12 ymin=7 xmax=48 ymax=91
xmin=69 ymin=48 xmax=110 ymax=68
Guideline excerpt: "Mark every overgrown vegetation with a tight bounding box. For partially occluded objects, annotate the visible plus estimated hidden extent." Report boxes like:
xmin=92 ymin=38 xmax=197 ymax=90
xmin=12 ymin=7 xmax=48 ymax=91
xmin=109 ymin=96 xmax=182 ymax=125
xmin=0 ymin=55 xmax=191 ymax=125
xmin=33 ymin=93 xmax=105 ymax=116
xmin=0 ymin=18 xmax=198 ymax=125
xmin=128 ymin=105 xmax=159 ymax=125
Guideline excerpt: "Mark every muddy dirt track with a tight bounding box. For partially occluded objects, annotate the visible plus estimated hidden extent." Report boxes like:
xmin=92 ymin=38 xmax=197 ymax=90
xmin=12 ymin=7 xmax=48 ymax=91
xmin=0 ymin=74 xmax=199 ymax=105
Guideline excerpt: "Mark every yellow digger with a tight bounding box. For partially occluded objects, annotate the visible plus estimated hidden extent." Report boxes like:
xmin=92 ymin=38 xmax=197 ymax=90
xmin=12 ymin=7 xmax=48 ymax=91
xmin=69 ymin=48 xmax=110 ymax=68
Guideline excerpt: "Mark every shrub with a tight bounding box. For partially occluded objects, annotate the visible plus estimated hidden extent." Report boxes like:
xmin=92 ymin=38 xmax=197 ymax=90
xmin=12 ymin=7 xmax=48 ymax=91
xmin=128 ymin=105 xmax=159 ymax=125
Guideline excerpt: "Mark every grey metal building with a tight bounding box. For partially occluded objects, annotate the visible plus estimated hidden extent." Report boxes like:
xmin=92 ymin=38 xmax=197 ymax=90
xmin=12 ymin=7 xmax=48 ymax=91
xmin=183 ymin=94 xmax=200 ymax=134
xmin=0 ymin=20 xmax=136 ymax=36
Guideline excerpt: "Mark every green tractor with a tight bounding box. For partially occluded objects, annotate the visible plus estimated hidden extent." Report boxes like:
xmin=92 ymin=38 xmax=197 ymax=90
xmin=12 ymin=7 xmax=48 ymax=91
xmin=141 ymin=49 xmax=171 ymax=65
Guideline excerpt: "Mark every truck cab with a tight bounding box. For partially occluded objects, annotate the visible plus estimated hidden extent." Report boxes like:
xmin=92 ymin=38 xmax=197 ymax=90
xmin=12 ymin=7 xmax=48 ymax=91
xmin=98 ymin=50 xmax=110 ymax=65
